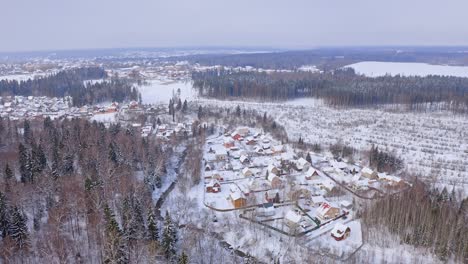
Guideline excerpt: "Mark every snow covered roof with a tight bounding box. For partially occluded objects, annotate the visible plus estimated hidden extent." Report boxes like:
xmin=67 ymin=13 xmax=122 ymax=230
xmin=331 ymin=223 xmax=349 ymax=238
xmin=331 ymin=160 xmax=348 ymax=170
xmin=267 ymin=164 xmax=278 ymax=173
xmin=306 ymin=167 xmax=318 ymax=177
xmin=240 ymin=155 xmax=248 ymax=163
xmin=272 ymin=145 xmax=284 ymax=152
xmin=285 ymin=210 xmax=302 ymax=224
xmin=242 ymin=167 xmax=252 ymax=175
xmin=297 ymin=157 xmax=310 ymax=167
xmin=230 ymin=191 xmax=244 ymax=201
xmin=340 ymin=200 xmax=352 ymax=208
xmin=206 ymin=179 xmax=220 ymax=187
xmin=311 ymin=195 xmax=327 ymax=204
xmin=361 ymin=167 xmax=374 ymax=175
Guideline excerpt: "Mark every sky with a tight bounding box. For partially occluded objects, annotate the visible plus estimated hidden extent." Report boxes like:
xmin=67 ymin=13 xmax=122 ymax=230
xmin=1 ymin=0 xmax=468 ymax=52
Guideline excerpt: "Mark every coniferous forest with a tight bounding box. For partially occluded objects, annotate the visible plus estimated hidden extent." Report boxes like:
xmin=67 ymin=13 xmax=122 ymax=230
xmin=193 ymin=68 xmax=468 ymax=112
xmin=0 ymin=117 xmax=178 ymax=262
xmin=0 ymin=67 xmax=140 ymax=106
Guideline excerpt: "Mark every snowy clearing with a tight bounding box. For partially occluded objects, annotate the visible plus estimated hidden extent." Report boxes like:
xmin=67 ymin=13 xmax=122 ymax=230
xmin=137 ymin=80 xmax=196 ymax=105
xmin=346 ymin=61 xmax=468 ymax=77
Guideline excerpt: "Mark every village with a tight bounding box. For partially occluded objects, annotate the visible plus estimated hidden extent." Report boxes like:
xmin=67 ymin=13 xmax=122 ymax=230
xmin=200 ymin=125 xmax=410 ymax=256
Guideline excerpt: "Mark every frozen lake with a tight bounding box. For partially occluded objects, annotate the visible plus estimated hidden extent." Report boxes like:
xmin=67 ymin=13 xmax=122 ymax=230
xmin=137 ymin=80 xmax=196 ymax=104
xmin=346 ymin=61 xmax=468 ymax=78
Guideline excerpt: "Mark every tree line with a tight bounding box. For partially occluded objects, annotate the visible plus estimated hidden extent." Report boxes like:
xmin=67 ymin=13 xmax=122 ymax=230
xmin=192 ymin=68 xmax=468 ymax=112
xmin=0 ymin=67 xmax=140 ymax=106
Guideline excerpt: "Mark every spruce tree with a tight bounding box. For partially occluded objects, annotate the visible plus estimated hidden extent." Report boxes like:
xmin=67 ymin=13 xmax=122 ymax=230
xmin=178 ymin=252 xmax=188 ymax=264
xmin=147 ymin=210 xmax=159 ymax=241
xmin=9 ymin=206 xmax=29 ymax=250
xmin=4 ymin=164 xmax=13 ymax=181
xmin=0 ymin=192 xmax=9 ymax=238
xmin=182 ymin=100 xmax=188 ymax=113
xmin=306 ymin=152 xmax=312 ymax=163
xmin=18 ymin=143 xmax=31 ymax=183
xmin=162 ymin=211 xmax=177 ymax=259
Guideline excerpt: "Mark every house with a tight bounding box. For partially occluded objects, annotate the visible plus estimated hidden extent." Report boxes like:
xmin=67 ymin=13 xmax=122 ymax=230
xmin=215 ymin=148 xmax=228 ymax=161
xmin=268 ymin=174 xmax=283 ymax=189
xmin=361 ymin=167 xmax=378 ymax=179
xmin=340 ymin=200 xmax=352 ymax=210
xmin=230 ymin=192 xmax=247 ymax=208
xmin=242 ymin=167 xmax=253 ymax=177
xmin=206 ymin=179 xmax=221 ymax=193
xmin=240 ymin=155 xmax=249 ymax=164
xmin=257 ymin=203 xmax=275 ymax=217
xmin=208 ymin=170 xmax=223 ymax=181
xmin=205 ymin=164 xmax=212 ymax=171
xmin=245 ymin=137 xmax=256 ymax=145
xmin=316 ymin=203 xmax=340 ymax=221
xmin=310 ymin=195 xmax=327 ymax=207
xmin=331 ymin=223 xmax=351 ymax=241
xmin=268 ymin=164 xmax=280 ymax=175
xmin=236 ymin=127 xmax=249 ymax=137
xmin=296 ymin=158 xmax=310 ymax=171
xmin=305 ymin=167 xmax=320 ymax=180
xmin=254 ymin=146 xmax=264 ymax=154
xmin=231 ymin=132 xmax=242 ymax=141
xmin=223 ymin=137 xmax=235 ymax=148
xmin=265 ymin=190 xmax=280 ymax=203
xmin=331 ymin=160 xmax=348 ymax=171
xmin=237 ymin=182 xmax=251 ymax=196
xmin=284 ymin=210 xmax=302 ymax=228
xmin=272 ymin=145 xmax=285 ymax=154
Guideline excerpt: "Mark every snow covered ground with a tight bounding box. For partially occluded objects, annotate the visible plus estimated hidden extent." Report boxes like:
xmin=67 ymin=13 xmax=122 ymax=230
xmin=346 ymin=61 xmax=468 ymax=77
xmin=137 ymin=80 xmax=196 ymax=105
xmin=198 ymin=98 xmax=468 ymax=196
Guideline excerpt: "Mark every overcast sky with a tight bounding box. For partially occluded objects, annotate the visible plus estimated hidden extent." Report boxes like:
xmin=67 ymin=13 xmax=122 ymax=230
xmin=1 ymin=0 xmax=467 ymax=52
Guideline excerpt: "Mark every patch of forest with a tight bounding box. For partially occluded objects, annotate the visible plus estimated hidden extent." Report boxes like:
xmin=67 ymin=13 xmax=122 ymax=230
xmin=176 ymin=48 xmax=468 ymax=70
xmin=0 ymin=67 xmax=140 ymax=106
xmin=0 ymin=117 xmax=186 ymax=263
xmin=362 ymin=180 xmax=468 ymax=262
xmin=192 ymin=68 xmax=468 ymax=112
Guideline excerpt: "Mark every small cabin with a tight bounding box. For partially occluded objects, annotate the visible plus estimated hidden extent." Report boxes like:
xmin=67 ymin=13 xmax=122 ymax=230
xmin=331 ymin=223 xmax=351 ymax=241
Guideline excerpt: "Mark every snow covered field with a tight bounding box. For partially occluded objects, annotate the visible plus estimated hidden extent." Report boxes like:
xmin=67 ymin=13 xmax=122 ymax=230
xmin=198 ymin=98 xmax=468 ymax=196
xmin=346 ymin=61 xmax=468 ymax=77
xmin=137 ymin=80 xmax=196 ymax=104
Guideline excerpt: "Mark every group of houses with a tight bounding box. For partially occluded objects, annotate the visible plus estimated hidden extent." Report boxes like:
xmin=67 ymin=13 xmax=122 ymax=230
xmin=0 ymin=95 xmax=73 ymax=120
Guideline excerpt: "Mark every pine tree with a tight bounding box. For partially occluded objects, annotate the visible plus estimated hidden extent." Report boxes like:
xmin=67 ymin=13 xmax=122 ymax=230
xmin=147 ymin=210 xmax=159 ymax=241
xmin=236 ymin=105 xmax=241 ymax=117
xmin=18 ymin=143 xmax=31 ymax=183
xmin=0 ymin=192 xmax=9 ymax=238
xmin=306 ymin=152 xmax=312 ymax=163
xmin=23 ymin=120 xmax=32 ymax=144
xmin=4 ymin=164 xmax=13 ymax=181
xmin=9 ymin=206 xmax=29 ymax=250
xmin=197 ymin=106 xmax=203 ymax=119
xmin=178 ymin=252 xmax=188 ymax=264
xmin=162 ymin=211 xmax=177 ymax=259
xmin=182 ymin=100 xmax=188 ymax=113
